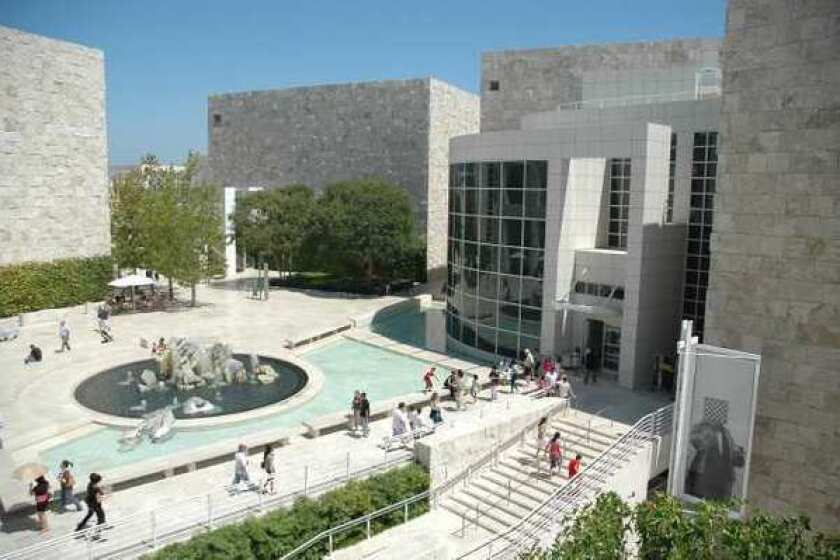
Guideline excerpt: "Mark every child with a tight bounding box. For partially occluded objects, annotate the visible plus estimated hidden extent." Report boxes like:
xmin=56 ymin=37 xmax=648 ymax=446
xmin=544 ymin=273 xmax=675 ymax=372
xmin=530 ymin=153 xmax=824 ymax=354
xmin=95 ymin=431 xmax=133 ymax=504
xmin=568 ymin=453 xmax=582 ymax=478
xmin=423 ymin=367 xmax=439 ymax=392
xmin=545 ymin=432 xmax=563 ymax=476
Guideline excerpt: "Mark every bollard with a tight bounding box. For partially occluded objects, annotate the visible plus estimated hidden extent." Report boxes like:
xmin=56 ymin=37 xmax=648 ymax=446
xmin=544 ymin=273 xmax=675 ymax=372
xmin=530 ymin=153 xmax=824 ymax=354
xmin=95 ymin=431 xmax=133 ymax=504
xmin=404 ymin=502 xmax=409 ymax=523
xmin=304 ymin=465 xmax=309 ymax=496
xmin=207 ymin=494 xmax=213 ymax=528
xmin=366 ymin=517 xmax=372 ymax=539
xmin=346 ymin=452 xmax=351 ymax=480
xmin=258 ymin=486 xmax=263 ymax=511
xmin=461 ymin=514 xmax=466 ymax=537
xmin=507 ymin=480 xmax=511 ymax=503
xmin=328 ymin=533 xmax=334 ymax=553
xmin=151 ymin=510 xmax=158 ymax=548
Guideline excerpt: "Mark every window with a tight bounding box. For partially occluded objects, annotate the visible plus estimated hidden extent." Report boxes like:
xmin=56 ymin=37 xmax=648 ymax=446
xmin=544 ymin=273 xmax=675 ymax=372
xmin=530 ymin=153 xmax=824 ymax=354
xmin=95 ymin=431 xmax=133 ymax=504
xmin=213 ymin=114 xmax=222 ymax=126
xmin=607 ymin=158 xmax=631 ymax=249
xmin=489 ymin=80 xmax=500 ymax=91
xmin=603 ymin=327 xmax=621 ymax=371
xmin=666 ymin=133 xmax=677 ymax=222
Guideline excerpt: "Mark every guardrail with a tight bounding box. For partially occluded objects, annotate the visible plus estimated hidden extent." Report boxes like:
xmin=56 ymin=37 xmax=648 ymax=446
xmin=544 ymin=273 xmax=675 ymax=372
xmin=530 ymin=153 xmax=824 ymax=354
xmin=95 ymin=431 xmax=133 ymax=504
xmin=456 ymin=404 xmax=674 ymax=559
xmin=0 ymin=452 xmax=413 ymax=560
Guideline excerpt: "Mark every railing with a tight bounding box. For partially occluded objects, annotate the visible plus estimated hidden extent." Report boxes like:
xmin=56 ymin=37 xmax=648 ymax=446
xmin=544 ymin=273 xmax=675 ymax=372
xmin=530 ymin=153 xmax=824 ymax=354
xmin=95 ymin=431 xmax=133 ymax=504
xmin=456 ymin=404 xmax=674 ymax=559
xmin=0 ymin=451 xmax=413 ymax=560
xmin=554 ymin=89 xmax=720 ymax=112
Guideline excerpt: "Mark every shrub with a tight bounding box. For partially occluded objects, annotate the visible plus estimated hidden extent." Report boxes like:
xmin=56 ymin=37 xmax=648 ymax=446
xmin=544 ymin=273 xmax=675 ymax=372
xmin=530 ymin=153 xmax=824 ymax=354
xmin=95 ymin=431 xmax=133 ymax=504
xmin=144 ymin=464 xmax=429 ymax=560
xmin=0 ymin=255 xmax=113 ymax=317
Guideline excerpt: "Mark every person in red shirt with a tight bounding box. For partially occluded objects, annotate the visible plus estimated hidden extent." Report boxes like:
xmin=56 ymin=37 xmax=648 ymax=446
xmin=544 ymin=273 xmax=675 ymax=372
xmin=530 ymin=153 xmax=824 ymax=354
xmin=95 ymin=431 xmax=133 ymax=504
xmin=545 ymin=432 xmax=563 ymax=476
xmin=568 ymin=454 xmax=582 ymax=478
xmin=423 ymin=367 xmax=439 ymax=393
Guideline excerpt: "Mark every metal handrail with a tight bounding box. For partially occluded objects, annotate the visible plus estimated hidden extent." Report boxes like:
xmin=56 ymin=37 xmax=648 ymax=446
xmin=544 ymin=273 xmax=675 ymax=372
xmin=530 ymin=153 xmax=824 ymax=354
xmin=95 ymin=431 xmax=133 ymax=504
xmin=0 ymin=452 xmax=413 ymax=560
xmin=456 ymin=404 xmax=673 ymax=559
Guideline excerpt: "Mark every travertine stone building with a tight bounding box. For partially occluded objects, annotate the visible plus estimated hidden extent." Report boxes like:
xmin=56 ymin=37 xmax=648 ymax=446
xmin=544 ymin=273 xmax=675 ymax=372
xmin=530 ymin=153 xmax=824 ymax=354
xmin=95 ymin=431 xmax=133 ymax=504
xmin=207 ymin=78 xmax=479 ymax=279
xmin=705 ymin=0 xmax=840 ymax=530
xmin=0 ymin=25 xmax=110 ymax=265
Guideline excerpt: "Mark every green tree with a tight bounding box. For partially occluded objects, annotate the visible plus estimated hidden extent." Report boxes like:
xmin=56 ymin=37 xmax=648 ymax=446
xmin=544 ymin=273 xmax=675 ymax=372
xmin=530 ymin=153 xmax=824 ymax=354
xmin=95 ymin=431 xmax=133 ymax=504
xmin=312 ymin=179 xmax=417 ymax=281
xmin=110 ymin=169 xmax=150 ymax=269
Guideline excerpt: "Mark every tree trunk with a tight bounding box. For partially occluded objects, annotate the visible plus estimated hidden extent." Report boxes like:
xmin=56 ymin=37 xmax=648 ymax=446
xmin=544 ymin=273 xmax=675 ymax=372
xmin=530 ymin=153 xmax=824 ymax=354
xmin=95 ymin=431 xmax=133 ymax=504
xmin=190 ymin=283 xmax=196 ymax=306
xmin=168 ymin=278 xmax=174 ymax=300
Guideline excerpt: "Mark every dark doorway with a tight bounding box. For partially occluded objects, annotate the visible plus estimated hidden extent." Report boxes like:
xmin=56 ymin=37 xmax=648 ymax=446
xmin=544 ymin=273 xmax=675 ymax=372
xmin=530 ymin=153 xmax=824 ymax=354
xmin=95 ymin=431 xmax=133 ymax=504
xmin=587 ymin=319 xmax=604 ymax=370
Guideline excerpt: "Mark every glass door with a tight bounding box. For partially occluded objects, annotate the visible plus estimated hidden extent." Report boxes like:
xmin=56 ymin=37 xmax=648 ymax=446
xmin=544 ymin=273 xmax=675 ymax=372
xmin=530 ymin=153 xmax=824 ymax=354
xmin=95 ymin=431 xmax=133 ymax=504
xmin=603 ymin=326 xmax=621 ymax=371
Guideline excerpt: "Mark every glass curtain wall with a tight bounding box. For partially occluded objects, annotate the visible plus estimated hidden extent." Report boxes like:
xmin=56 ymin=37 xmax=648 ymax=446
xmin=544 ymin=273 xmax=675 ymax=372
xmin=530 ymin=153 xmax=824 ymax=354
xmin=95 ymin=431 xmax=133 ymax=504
xmin=607 ymin=159 xmax=631 ymax=249
xmin=682 ymin=131 xmax=717 ymax=339
xmin=446 ymin=160 xmax=547 ymax=358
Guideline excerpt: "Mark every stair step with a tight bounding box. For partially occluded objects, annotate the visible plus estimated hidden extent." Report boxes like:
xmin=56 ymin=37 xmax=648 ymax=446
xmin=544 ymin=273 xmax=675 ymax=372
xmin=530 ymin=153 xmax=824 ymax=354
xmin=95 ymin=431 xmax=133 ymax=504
xmin=553 ymin=418 xmax=623 ymax=442
xmin=549 ymin=421 xmax=617 ymax=447
xmin=446 ymin=493 xmax=520 ymax=529
xmin=457 ymin=486 xmax=534 ymax=519
xmin=470 ymin=478 xmax=544 ymax=510
xmin=482 ymin=470 xmax=554 ymax=500
xmin=440 ymin=501 xmax=509 ymax=536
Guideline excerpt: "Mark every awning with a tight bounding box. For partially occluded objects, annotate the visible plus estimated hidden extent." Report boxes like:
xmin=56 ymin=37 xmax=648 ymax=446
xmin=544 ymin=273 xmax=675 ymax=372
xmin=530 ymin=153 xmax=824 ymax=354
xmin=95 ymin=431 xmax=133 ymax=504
xmin=108 ymin=274 xmax=156 ymax=288
xmin=555 ymin=300 xmax=623 ymax=320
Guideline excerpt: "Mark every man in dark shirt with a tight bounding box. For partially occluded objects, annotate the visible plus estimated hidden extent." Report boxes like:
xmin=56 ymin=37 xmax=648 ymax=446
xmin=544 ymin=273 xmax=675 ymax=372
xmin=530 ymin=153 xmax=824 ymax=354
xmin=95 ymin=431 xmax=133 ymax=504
xmin=24 ymin=344 xmax=42 ymax=364
xmin=359 ymin=393 xmax=371 ymax=437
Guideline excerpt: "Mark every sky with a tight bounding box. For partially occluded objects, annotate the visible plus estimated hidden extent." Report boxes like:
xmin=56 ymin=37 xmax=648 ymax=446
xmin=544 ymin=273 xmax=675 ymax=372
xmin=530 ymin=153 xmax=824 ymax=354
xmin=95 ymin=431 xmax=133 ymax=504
xmin=1 ymin=0 xmax=725 ymax=165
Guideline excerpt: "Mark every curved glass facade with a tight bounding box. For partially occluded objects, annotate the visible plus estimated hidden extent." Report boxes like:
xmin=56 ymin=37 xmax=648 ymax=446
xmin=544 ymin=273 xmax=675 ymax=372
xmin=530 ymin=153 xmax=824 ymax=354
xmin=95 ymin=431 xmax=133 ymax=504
xmin=446 ymin=160 xmax=547 ymax=358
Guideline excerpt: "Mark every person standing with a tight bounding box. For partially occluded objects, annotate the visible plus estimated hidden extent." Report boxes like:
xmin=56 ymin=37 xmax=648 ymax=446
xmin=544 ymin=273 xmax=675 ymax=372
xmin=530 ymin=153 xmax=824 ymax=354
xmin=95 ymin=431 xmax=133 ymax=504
xmin=489 ymin=368 xmax=500 ymax=401
xmin=350 ymin=391 xmax=362 ymax=434
xmin=31 ymin=475 xmax=51 ymax=533
xmin=429 ymin=392 xmax=443 ymax=425
xmin=422 ymin=367 xmax=438 ymax=393
xmin=535 ymin=417 xmax=549 ymax=472
xmin=556 ymin=374 xmax=576 ymax=412
xmin=58 ymin=320 xmax=71 ymax=352
xmin=584 ymin=347 xmax=596 ymax=384
xmin=407 ymin=407 xmax=420 ymax=432
xmin=545 ymin=432 xmax=563 ymax=476
xmin=359 ymin=392 xmax=371 ymax=437
xmin=58 ymin=460 xmax=83 ymax=512
xmin=523 ymin=348 xmax=536 ymax=382
xmin=232 ymin=444 xmax=251 ymax=490
xmin=76 ymin=473 xmax=105 ymax=532
xmin=509 ymin=366 xmax=519 ymax=394
xmin=261 ymin=444 xmax=276 ymax=495
xmin=469 ymin=373 xmax=480 ymax=402
xmin=391 ymin=402 xmax=408 ymax=437
xmin=97 ymin=303 xmax=114 ymax=343
xmin=452 ymin=371 xmax=464 ymax=410
xmin=568 ymin=454 xmax=582 ymax=478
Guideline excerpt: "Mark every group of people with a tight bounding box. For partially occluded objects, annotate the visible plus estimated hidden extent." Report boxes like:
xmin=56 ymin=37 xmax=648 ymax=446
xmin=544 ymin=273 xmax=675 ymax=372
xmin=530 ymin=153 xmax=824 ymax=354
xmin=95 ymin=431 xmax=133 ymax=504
xmin=29 ymin=461 xmax=107 ymax=535
xmin=232 ymin=442 xmax=280 ymax=495
xmin=350 ymin=391 xmax=372 ymax=437
xmin=534 ymin=417 xmax=583 ymax=478
xmin=22 ymin=304 xmax=117 ymax=366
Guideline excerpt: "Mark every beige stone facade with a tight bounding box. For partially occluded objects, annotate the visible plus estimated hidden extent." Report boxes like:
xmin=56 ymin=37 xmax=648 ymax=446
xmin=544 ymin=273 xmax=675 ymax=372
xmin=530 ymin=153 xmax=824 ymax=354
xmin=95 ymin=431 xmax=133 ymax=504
xmin=705 ymin=0 xmax=840 ymax=530
xmin=0 ymin=25 xmax=110 ymax=265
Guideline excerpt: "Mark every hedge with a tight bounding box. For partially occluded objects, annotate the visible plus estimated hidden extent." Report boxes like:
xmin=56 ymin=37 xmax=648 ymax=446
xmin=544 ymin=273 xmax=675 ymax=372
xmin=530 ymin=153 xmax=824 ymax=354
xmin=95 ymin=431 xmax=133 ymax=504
xmin=0 ymin=255 xmax=113 ymax=318
xmin=145 ymin=463 xmax=430 ymax=560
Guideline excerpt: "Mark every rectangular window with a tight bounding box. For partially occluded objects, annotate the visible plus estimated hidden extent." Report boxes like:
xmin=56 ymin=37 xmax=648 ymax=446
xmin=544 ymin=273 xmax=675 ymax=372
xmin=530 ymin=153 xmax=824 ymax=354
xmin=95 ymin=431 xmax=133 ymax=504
xmin=480 ymin=162 xmax=501 ymax=188
xmin=489 ymin=80 xmax=500 ymax=92
xmin=603 ymin=326 xmax=621 ymax=371
xmin=213 ymin=113 xmax=222 ymax=126
xmin=666 ymin=133 xmax=677 ymax=223
xmin=502 ymin=161 xmax=524 ymax=189
xmin=525 ymin=160 xmax=547 ymax=189
xmin=607 ymin=158 xmax=631 ymax=249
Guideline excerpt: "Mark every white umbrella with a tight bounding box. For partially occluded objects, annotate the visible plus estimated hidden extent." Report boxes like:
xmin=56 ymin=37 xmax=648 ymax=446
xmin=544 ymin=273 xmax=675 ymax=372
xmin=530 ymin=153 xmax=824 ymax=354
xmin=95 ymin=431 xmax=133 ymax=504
xmin=108 ymin=274 xmax=156 ymax=288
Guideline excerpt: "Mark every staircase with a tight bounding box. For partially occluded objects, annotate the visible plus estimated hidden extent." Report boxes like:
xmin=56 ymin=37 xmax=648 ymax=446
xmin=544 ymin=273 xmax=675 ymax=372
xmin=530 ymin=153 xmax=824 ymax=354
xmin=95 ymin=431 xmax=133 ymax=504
xmin=437 ymin=415 xmax=624 ymax=538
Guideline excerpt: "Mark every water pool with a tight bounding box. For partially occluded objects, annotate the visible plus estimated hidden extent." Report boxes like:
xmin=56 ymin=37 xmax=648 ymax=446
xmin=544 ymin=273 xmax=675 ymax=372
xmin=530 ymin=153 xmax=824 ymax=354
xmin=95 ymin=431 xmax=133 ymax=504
xmin=41 ymin=338 xmax=435 ymax=474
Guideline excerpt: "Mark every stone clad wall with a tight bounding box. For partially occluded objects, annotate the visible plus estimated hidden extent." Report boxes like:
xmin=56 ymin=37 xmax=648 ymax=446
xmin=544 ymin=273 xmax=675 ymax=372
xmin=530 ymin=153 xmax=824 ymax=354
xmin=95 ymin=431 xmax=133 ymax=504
xmin=207 ymin=79 xmax=433 ymax=229
xmin=426 ymin=79 xmax=479 ymax=285
xmin=705 ymin=0 xmax=840 ymax=530
xmin=0 ymin=25 xmax=110 ymax=265
xmin=480 ymin=38 xmax=720 ymax=132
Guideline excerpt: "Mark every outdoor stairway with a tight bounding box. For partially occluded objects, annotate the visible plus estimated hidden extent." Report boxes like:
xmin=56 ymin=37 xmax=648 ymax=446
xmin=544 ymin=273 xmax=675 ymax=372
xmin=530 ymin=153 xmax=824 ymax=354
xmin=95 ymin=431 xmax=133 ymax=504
xmin=437 ymin=415 xmax=623 ymax=538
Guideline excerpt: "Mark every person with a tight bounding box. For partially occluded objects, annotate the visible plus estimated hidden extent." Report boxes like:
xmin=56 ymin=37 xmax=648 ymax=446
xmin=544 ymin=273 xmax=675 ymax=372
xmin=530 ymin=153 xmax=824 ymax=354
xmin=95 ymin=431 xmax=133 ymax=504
xmin=469 ymin=373 xmax=480 ymax=402
xmin=451 ymin=372 xmax=463 ymax=410
xmin=58 ymin=460 xmax=83 ymax=512
xmin=429 ymin=392 xmax=443 ymax=424
xmin=584 ymin=347 xmax=596 ymax=384
xmin=556 ymin=374 xmax=576 ymax=409
xmin=261 ymin=444 xmax=276 ymax=495
xmin=24 ymin=344 xmax=43 ymax=364
xmin=422 ymin=367 xmax=438 ymax=393
xmin=391 ymin=402 xmax=408 ymax=437
xmin=544 ymin=369 xmax=557 ymax=396
xmin=407 ymin=406 xmax=420 ymax=432
xmin=546 ymin=432 xmax=563 ymax=476
xmin=685 ymin=419 xmax=745 ymax=500
xmin=232 ymin=443 xmax=251 ymax=489
xmin=58 ymin=320 xmax=71 ymax=352
xmin=76 ymin=473 xmax=105 ymax=532
xmin=523 ymin=348 xmax=536 ymax=381
xmin=152 ymin=337 xmax=167 ymax=355
xmin=31 ymin=475 xmax=51 ymax=533
xmin=509 ymin=365 xmax=518 ymax=394
xmin=359 ymin=392 xmax=371 ymax=437
xmin=535 ymin=417 xmax=548 ymax=472
xmin=97 ymin=303 xmax=114 ymax=343
xmin=568 ymin=454 xmax=582 ymax=478
xmin=351 ymin=390 xmax=363 ymax=434
xmin=489 ymin=367 xmax=500 ymax=401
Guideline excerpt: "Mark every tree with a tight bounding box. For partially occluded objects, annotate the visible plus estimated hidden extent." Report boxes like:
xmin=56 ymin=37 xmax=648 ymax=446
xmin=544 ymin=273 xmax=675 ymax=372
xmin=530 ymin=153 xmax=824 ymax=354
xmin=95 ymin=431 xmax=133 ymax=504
xmin=312 ymin=179 xmax=417 ymax=281
xmin=230 ymin=185 xmax=317 ymax=277
xmin=110 ymin=169 xmax=150 ymax=269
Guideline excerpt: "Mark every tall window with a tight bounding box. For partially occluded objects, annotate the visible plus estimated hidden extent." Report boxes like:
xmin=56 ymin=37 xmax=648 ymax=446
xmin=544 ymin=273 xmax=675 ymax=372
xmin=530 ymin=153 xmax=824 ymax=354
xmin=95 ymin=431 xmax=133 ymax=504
xmin=446 ymin=160 xmax=547 ymax=358
xmin=666 ymin=133 xmax=677 ymax=223
xmin=607 ymin=159 xmax=631 ymax=249
xmin=682 ymin=131 xmax=717 ymax=339
xmin=603 ymin=327 xmax=621 ymax=371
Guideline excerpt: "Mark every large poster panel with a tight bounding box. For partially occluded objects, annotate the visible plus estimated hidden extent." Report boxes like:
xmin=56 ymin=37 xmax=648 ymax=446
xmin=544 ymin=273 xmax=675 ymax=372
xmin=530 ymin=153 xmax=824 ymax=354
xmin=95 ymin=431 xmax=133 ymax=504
xmin=669 ymin=337 xmax=760 ymax=516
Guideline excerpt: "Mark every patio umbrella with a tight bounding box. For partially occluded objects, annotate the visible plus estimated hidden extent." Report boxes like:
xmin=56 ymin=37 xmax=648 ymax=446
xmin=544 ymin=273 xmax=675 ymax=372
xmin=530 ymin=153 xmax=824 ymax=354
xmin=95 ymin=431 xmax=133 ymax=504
xmin=13 ymin=462 xmax=47 ymax=481
xmin=109 ymin=274 xmax=156 ymax=309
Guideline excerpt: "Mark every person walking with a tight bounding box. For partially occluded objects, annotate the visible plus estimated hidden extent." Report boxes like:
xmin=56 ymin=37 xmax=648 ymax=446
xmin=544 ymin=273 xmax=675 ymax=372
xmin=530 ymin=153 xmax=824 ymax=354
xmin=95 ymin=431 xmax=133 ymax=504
xmin=568 ymin=454 xmax=582 ymax=478
xmin=58 ymin=320 xmax=71 ymax=352
xmin=422 ymin=367 xmax=439 ymax=393
xmin=429 ymin=392 xmax=443 ymax=424
xmin=509 ymin=366 xmax=518 ymax=394
xmin=523 ymin=348 xmax=536 ymax=382
xmin=232 ymin=443 xmax=251 ymax=490
xmin=261 ymin=444 xmax=276 ymax=495
xmin=408 ymin=406 xmax=420 ymax=432
xmin=391 ymin=402 xmax=408 ymax=437
xmin=546 ymin=432 xmax=563 ymax=476
xmin=452 ymin=371 xmax=464 ymax=410
xmin=556 ymin=374 xmax=576 ymax=412
xmin=469 ymin=373 xmax=480 ymax=402
xmin=97 ymin=303 xmax=114 ymax=343
xmin=58 ymin=460 xmax=83 ymax=512
xmin=24 ymin=344 xmax=43 ymax=365
xmin=75 ymin=473 xmax=106 ymax=533
xmin=489 ymin=367 xmax=500 ymax=401
xmin=584 ymin=347 xmax=596 ymax=384
xmin=31 ymin=475 xmax=51 ymax=533
xmin=350 ymin=390 xmax=363 ymax=434
xmin=359 ymin=392 xmax=371 ymax=437
xmin=535 ymin=417 xmax=548 ymax=472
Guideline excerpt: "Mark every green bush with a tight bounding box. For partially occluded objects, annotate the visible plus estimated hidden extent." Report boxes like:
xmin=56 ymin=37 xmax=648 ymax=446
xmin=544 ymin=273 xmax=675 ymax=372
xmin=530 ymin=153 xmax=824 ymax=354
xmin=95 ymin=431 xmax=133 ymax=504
xmin=145 ymin=464 xmax=429 ymax=560
xmin=0 ymin=255 xmax=113 ymax=317
xmin=519 ymin=492 xmax=840 ymax=560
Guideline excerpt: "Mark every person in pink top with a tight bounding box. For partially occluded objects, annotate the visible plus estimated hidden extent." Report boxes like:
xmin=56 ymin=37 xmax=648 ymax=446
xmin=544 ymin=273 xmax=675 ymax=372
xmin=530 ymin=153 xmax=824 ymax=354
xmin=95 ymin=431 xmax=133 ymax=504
xmin=545 ymin=431 xmax=563 ymax=476
xmin=422 ymin=367 xmax=439 ymax=393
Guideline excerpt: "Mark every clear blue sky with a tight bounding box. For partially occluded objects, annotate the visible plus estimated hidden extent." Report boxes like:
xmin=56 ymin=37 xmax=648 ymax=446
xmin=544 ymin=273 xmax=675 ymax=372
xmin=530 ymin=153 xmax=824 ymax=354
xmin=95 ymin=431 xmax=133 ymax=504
xmin=1 ymin=0 xmax=725 ymax=165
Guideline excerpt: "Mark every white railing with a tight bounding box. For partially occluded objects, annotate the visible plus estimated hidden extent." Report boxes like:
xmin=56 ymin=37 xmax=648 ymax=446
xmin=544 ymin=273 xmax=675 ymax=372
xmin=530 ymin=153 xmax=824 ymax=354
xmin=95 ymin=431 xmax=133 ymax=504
xmin=555 ymin=89 xmax=719 ymax=112
xmin=456 ymin=404 xmax=674 ymax=559
xmin=0 ymin=451 xmax=413 ymax=560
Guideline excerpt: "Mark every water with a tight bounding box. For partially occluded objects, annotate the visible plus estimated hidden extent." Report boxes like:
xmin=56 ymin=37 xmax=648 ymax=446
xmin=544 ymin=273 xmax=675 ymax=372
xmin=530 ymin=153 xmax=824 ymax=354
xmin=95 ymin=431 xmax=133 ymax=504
xmin=41 ymin=338 xmax=435 ymax=474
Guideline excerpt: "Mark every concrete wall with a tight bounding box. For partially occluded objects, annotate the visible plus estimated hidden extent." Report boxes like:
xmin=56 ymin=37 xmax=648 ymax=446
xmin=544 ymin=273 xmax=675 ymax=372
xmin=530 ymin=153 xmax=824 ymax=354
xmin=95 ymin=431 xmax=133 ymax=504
xmin=704 ymin=0 xmax=840 ymax=531
xmin=426 ymin=80 xmax=480 ymax=287
xmin=480 ymin=39 xmax=720 ymax=132
xmin=0 ymin=25 xmax=110 ymax=265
